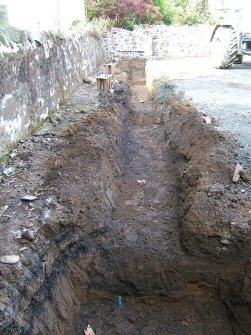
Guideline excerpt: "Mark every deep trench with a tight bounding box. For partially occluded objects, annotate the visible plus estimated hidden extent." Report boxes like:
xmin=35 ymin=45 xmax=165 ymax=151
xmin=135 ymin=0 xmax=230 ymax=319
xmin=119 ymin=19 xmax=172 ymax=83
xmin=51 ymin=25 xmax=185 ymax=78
xmin=2 ymin=60 xmax=251 ymax=335
xmin=67 ymin=62 xmax=235 ymax=335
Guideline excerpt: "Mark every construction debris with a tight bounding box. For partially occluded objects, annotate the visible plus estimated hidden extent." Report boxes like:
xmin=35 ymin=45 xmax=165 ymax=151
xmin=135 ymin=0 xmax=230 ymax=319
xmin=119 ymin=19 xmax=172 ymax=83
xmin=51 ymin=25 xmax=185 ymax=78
xmin=21 ymin=195 xmax=38 ymax=201
xmin=84 ymin=324 xmax=96 ymax=335
xmin=2 ymin=166 xmax=16 ymax=175
xmin=232 ymin=164 xmax=243 ymax=183
xmin=0 ymin=205 xmax=8 ymax=217
xmin=117 ymin=295 xmax=123 ymax=308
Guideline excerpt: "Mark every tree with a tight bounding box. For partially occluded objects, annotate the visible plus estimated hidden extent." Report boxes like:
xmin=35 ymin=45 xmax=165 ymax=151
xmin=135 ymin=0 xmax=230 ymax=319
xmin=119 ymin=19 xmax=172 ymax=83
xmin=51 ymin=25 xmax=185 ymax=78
xmin=154 ymin=0 xmax=181 ymax=24
xmin=154 ymin=0 xmax=211 ymax=24
xmin=86 ymin=0 xmax=161 ymax=29
xmin=86 ymin=0 xmax=117 ymax=20
xmin=86 ymin=0 xmax=212 ymax=28
xmin=184 ymin=0 xmax=212 ymax=24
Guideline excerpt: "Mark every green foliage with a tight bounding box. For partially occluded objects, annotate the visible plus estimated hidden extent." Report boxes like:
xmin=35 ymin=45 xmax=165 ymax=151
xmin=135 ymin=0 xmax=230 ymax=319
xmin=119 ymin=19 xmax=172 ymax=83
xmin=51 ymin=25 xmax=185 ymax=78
xmin=154 ymin=0 xmax=173 ymax=24
xmin=86 ymin=0 xmax=117 ymax=21
xmin=184 ymin=0 xmax=215 ymax=25
xmin=86 ymin=0 xmax=162 ymax=29
xmin=154 ymin=0 xmax=214 ymax=25
xmin=184 ymin=11 xmax=214 ymax=25
xmin=71 ymin=17 xmax=114 ymax=38
xmin=86 ymin=0 xmax=214 ymax=27
xmin=154 ymin=0 xmax=188 ymax=24
xmin=121 ymin=8 xmax=160 ymax=30
xmin=122 ymin=16 xmax=139 ymax=30
xmin=72 ymin=19 xmax=81 ymax=27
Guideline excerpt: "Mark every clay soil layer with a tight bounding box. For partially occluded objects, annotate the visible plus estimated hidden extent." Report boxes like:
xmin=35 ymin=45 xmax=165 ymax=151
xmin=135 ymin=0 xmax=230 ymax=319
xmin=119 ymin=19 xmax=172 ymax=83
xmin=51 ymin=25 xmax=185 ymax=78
xmin=0 ymin=59 xmax=251 ymax=335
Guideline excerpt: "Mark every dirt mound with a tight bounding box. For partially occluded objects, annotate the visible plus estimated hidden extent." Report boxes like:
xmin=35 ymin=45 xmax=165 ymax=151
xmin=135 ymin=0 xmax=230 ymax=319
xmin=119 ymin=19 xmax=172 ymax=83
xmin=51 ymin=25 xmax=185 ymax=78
xmin=162 ymin=96 xmax=251 ymax=260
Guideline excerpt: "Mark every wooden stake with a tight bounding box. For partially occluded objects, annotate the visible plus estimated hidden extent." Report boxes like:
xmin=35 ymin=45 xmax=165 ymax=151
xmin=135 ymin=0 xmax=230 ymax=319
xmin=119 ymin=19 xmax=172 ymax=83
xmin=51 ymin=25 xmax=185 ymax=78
xmin=96 ymin=74 xmax=113 ymax=92
xmin=105 ymin=62 xmax=117 ymax=75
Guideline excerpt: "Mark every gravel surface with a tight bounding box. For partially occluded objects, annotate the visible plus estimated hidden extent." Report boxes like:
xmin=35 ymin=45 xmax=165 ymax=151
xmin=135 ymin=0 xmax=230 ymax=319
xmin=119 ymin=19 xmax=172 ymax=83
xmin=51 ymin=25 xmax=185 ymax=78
xmin=146 ymin=57 xmax=251 ymax=171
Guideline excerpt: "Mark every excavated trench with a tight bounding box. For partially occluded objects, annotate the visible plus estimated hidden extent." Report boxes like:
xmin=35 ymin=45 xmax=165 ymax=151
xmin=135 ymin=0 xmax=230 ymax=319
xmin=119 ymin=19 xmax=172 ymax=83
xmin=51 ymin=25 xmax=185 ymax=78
xmin=1 ymin=60 xmax=251 ymax=335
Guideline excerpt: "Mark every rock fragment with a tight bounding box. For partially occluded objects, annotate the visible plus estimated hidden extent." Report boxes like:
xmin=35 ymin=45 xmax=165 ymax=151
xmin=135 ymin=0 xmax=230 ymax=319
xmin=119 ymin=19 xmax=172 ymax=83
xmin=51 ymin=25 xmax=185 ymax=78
xmin=21 ymin=195 xmax=38 ymax=201
xmin=232 ymin=164 xmax=243 ymax=183
xmin=21 ymin=230 xmax=35 ymax=241
xmin=0 ymin=255 xmax=20 ymax=264
xmin=221 ymin=238 xmax=231 ymax=245
xmin=202 ymin=116 xmax=212 ymax=125
xmin=83 ymin=76 xmax=92 ymax=84
xmin=240 ymin=170 xmax=251 ymax=182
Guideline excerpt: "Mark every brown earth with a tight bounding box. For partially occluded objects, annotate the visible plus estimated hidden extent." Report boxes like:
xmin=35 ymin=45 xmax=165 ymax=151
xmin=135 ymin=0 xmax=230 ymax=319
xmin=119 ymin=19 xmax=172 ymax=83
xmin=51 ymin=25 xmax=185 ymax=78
xmin=0 ymin=59 xmax=251 ymax=334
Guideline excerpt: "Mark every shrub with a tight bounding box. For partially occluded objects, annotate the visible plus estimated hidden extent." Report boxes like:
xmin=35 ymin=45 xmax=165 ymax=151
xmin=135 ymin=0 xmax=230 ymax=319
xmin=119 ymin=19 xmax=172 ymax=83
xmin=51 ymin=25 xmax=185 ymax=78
xmin=86 ymin=0 xmax=117 ymax=21
xmin=86 ymin=0 xmax=162 ymax=29
xmin=71 ymin=17 xmax=114 ymax=39
xmin=86 ymin=0 xmax=214 ymax=28
xmin=184 ymin=0 xmax=215 ymax=25
xmin=184 ymin=12 xmax=214 ymax=25
xmin=154 ymin=0 xmax=188 ymax=24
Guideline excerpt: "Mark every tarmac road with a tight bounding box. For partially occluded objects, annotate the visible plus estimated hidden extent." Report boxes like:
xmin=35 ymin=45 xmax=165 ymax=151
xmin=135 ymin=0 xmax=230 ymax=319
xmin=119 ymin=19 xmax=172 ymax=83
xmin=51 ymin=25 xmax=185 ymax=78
xmin=147 ymin=57 xmax=251 ymax=171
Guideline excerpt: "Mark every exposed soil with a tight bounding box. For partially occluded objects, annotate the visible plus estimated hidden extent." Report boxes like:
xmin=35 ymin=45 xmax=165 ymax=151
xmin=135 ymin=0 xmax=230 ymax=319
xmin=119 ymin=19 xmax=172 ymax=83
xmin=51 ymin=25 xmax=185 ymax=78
xmin=0 ymin=59 xmax=251 ymax=335
xmin=146 ymin=57 xmax=251 ymax=175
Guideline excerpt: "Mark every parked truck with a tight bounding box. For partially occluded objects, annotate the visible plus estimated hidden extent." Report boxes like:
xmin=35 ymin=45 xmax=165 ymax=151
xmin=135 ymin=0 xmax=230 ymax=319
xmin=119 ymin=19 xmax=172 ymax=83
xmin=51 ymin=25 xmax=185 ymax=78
xmin=210 ymin=0 xmax=251 ymax=68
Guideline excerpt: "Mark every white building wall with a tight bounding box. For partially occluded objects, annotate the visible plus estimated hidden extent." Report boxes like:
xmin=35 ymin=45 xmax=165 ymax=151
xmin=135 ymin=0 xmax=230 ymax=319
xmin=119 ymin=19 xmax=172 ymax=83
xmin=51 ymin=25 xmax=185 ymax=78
xmin=0 ymin=0 xmax=85 ymax=32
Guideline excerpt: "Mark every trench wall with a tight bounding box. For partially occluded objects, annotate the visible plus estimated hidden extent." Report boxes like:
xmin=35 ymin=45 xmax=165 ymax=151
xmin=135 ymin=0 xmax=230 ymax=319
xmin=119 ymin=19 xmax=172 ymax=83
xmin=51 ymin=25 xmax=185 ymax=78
xmin=0 ymin=30 xmax=104 ymax=157
xmin=103 ymin=25 xmax=213 ymax=59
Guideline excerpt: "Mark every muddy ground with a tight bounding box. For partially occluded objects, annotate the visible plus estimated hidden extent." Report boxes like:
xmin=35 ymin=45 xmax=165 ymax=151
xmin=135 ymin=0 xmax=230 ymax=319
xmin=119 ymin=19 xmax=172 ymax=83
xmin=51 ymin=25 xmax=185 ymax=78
xmin=0 ymin=59 xmax=251 ymax=334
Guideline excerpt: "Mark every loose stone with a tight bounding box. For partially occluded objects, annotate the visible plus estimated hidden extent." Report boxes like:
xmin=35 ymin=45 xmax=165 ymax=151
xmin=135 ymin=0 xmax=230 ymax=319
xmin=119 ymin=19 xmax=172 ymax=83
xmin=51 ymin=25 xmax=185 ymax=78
xmin=21 ymin=195 xmax=38 ymax=201
xmin=0 ymin=255 xmax=20 ymax=264
xmin=21 ymin=230 xmax=35 ymax=241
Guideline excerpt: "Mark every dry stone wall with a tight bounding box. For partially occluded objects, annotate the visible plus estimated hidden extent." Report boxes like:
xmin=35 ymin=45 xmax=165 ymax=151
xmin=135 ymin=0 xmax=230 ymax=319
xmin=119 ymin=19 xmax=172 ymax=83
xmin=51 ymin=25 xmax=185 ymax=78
xmin=104 ymin=25 xmax=213 ymax=59
xmin=103 ymin=28 xmax=152 ymax=59
xmin=0 ymin=24 xmax=214 ymax=157
xmin=0 ymin=30 xmax=104 ymax=157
